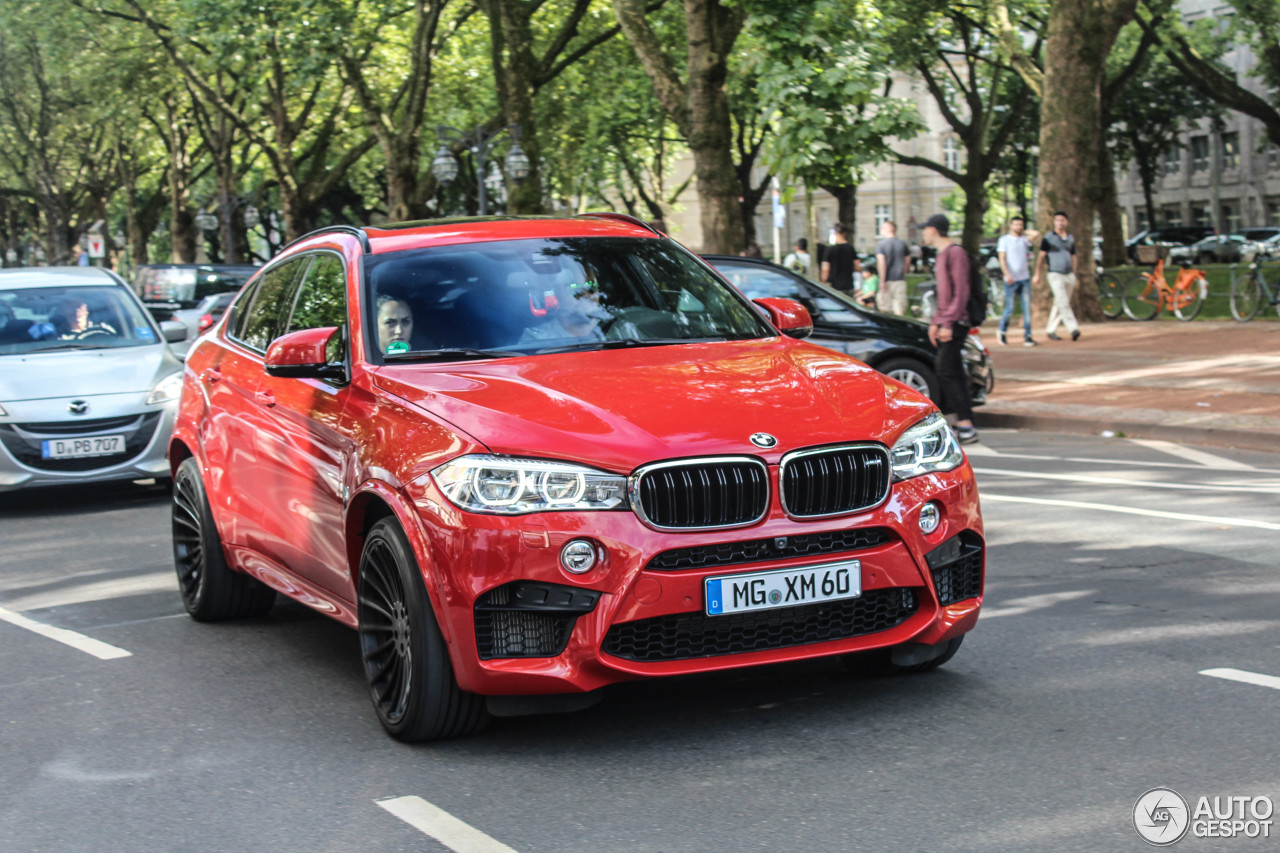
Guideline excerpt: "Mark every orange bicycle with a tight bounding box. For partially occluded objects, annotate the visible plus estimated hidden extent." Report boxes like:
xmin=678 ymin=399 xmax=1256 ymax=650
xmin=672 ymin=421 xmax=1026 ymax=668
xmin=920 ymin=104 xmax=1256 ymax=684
xmin=1121 ymin=243 xmax=1208 ymax=321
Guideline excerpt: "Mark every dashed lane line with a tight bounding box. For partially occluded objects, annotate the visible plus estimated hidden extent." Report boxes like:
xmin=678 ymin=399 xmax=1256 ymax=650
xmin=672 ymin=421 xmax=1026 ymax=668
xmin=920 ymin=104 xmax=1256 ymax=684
xmin=1201 ymin=668 xmax=1280 ymax=692
xmin=964 ymin=450 xmax=1280 ymax=474
xmin=981 ymin=494 xmax=1280 ymax=531
xmin=0 ymin=605 xmax=131 ymax=660
xmin=1128 ymin=439 xmax=1257 ymax=471
xmin=376 ymin=796 xmax=519 ymax=853
xmin=974 ymin=466 xmax=1280 ymax=494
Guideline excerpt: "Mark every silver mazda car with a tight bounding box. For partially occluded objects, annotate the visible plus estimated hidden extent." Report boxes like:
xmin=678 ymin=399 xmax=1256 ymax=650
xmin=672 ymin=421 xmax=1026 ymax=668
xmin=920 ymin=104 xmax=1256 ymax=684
xmin=0 ymin=267 xmax=185 ymax=491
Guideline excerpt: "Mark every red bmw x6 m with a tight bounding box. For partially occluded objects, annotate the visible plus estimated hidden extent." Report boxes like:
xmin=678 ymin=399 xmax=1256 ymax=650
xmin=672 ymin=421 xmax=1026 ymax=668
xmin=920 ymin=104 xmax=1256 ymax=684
xmin=169 ymin=214 xmax=984 ymax=741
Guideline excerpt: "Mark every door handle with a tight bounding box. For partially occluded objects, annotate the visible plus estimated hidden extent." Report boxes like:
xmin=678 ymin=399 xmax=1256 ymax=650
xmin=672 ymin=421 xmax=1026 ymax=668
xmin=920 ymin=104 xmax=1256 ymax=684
xmin=255 ymin=390 xmax=276 ymax=407
xmin=201 ymin=368 xmax=222 ymax=384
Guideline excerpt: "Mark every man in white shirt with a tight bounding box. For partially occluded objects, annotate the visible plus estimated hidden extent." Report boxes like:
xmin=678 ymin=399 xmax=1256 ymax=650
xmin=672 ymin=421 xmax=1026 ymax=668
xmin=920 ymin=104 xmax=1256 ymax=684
xmin=782 ymin=238 xmax=811 ymax=276
xmin=996 ymin=216 xmax=1041 ymax=346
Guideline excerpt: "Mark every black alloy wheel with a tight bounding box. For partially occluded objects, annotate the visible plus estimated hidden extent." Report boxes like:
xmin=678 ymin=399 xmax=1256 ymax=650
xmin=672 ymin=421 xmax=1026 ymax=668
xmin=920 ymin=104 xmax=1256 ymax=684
xmin=357 ymin=518 xmax=489 ymax=741
xmin=171 ymin=456 xmax=275 ymax=621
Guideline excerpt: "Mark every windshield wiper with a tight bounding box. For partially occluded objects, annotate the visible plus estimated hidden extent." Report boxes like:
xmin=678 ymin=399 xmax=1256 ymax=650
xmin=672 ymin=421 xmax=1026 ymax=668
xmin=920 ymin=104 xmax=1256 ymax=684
xmin=25 ymin=343 xmax=106 ymax=352
xmin=384 ymin=347 xmax=521 ymax=362
xmin=535 ymin=337 xmax=723 ymax=355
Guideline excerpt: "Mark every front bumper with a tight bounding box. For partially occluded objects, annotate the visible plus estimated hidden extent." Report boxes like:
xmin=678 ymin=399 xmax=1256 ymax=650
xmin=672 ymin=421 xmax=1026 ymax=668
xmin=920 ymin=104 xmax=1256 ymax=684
xmin=0 ymin=395 xmax=176 ymax=491
xmin=405 ymin=461 xmax=984 ymax=696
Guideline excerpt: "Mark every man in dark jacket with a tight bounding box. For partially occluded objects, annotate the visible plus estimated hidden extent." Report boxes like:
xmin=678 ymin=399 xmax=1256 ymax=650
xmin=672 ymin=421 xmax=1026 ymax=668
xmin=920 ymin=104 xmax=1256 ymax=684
xmin=921 ymin=213 xmax=978 ymax=444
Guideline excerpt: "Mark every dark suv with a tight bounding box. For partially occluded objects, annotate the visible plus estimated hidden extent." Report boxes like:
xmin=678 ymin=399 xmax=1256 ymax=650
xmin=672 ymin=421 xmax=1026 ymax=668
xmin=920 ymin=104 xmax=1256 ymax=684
xmin=133 ymin=264 xmax=258 ymax=321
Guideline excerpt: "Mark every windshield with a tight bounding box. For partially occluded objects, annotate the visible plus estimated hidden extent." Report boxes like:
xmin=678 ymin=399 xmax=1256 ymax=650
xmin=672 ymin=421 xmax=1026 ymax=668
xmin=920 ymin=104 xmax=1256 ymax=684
xmin=134 ymin=265 xmax=257 ymax=306
xmin=0 ymin=285 xmax=160 ymax=354
xmin=363 ymin=237 xmax=773 ymax=359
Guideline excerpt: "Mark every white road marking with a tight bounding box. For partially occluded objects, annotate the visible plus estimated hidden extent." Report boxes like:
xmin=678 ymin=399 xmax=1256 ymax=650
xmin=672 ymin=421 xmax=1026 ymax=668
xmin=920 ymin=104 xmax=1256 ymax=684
xmin=0 ymin=606 xmax=131 ymax=660
xmin=980 ymin=590 xmax=1096 ymax=619
xmin=981 ymin=494 xmax=1280 ymax=531
xmin=1128 ymin=439 xmax=1257 ymax=471
xmin=973 ymin=466 xmax=1280 ymax=494
xmin=963 ymin=443 xmax=1001 ymax=457
xmin=0 ymin=571 xmax=176 ymax=612
xmin=376 ymin=796 xmax=519 ymax=853
xmin=967 ymin=450 xmax=1280 ymax=474
xmin=1200 ymin=668 xmax=1280 ymax=691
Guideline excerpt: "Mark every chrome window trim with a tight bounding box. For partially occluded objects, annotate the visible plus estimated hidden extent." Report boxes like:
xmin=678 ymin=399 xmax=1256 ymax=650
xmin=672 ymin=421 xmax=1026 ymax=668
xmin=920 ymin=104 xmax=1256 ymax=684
xmin=778 ymin=442 xmax=892 ymax=519
xmin=628 ymin=455 xmax=770 ymax=532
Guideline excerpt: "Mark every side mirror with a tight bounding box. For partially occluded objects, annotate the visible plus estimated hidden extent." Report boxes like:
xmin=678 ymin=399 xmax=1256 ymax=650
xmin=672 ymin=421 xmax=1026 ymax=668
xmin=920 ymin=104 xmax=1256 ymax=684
xmin=160 ymin=320 xmax=188 ymax=343
xmin=753 ymin=297 xmax=813 ymax=339
xmin=265 ymin=326 xmax=346 ymax=381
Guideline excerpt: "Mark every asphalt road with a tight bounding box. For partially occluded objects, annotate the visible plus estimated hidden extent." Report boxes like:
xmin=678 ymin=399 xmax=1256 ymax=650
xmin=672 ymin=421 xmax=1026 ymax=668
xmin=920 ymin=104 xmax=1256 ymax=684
xmin=1 ymin=430 xmax=1277 ymax=852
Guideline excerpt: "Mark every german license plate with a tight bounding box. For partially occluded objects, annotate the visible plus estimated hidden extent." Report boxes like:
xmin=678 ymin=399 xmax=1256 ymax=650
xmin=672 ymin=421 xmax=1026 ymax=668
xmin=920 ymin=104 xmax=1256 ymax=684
xmin=41 ymin=435 xmax=126 ymax=459
xmin=705 ymin=560 xmax=861 ymax=616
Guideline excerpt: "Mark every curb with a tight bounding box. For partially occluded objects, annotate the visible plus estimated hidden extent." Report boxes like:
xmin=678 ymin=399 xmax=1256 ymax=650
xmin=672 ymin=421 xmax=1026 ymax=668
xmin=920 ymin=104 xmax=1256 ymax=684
xmin=973 ymin=410 xmax=1280 ymax=454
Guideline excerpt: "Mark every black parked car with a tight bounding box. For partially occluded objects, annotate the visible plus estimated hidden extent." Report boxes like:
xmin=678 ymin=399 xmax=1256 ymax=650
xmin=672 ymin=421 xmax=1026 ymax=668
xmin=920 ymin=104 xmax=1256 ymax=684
xmin=705 ymin=255 xmax=992 ymax=406
xmin=1126 ymin=226 xmax=1216 ymax=263
xmin=132 ymin=263 xmax=258 ymax=324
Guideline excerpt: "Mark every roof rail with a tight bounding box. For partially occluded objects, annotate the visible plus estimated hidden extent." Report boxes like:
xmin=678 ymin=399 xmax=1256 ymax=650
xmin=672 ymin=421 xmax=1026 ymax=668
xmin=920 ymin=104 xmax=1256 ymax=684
xmin=578 ymin=211 xmax=665 ymax=236
xmin=278 ymin=224 xmax=371 ymax=255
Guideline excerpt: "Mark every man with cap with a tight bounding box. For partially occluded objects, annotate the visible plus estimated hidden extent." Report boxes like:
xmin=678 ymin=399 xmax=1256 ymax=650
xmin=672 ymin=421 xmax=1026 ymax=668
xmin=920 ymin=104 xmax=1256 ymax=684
xmin=921 ymin=213 xmax=978 ymax=444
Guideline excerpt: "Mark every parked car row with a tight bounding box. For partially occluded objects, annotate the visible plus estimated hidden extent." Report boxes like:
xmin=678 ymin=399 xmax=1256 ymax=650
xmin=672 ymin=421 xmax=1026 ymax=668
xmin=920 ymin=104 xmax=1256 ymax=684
xmin=0 ymin=214 xmax=988 ymax=743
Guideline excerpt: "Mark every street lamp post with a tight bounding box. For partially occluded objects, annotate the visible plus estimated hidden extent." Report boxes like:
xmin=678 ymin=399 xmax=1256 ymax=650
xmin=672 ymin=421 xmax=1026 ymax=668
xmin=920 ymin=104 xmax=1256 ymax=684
xmin=431 ymin=124 xmax=530 ymax=216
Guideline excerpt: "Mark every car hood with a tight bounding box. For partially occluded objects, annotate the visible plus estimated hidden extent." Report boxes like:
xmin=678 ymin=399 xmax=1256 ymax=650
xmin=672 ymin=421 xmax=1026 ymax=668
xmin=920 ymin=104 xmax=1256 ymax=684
xmin=0 ymin=345 xmax=177 ymax=402
xmin=373 ymin=339 xmax=936 ymax=473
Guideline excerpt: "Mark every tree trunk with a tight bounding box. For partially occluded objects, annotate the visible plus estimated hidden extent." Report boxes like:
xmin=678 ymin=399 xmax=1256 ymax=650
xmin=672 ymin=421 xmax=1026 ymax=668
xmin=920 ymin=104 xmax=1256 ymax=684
xmin=1097 ymin=139 xmax=1126 ymax=266
xmin=1035 ymin=0 xmax=1136 ymax=322
xmin=960 ymin=174 xmax=986 ymax=256
xmin=494 ymin=2 xmax=543 ymax=214
xmin=821 ymin=184 xmax=857 ymax=237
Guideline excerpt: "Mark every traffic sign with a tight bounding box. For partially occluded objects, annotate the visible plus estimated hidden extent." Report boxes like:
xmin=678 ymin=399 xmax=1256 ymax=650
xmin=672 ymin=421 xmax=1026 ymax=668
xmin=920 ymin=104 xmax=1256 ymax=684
xmin=87 ymin=235 xmax=106 ymax=258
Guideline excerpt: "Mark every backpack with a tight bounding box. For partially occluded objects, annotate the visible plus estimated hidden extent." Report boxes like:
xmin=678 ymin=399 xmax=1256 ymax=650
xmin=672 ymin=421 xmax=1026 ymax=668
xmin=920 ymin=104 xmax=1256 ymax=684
xmin=965 ymin=251 xmax=988 ymax=326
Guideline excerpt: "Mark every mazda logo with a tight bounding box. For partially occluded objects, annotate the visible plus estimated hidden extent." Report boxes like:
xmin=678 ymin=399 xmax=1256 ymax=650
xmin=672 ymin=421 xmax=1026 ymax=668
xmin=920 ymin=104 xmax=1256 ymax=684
xmin=68 ymin=400 xmax=89 ymax=415
xmin=749 ymin=432 xmax=777 ymax=448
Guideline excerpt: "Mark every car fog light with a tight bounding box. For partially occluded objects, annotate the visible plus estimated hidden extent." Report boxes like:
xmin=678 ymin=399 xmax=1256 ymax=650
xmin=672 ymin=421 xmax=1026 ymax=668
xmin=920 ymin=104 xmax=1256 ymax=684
xmin=919 ymin=502 xmax=941 ymax=535
xmin=560 ymin=539 xmax=598 ymax=574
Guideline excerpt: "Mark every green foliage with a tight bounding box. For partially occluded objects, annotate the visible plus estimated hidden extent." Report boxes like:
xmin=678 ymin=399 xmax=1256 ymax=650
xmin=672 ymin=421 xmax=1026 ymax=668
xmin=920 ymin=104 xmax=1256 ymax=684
xmin=751 ymin=0 xmax=923 ymax=189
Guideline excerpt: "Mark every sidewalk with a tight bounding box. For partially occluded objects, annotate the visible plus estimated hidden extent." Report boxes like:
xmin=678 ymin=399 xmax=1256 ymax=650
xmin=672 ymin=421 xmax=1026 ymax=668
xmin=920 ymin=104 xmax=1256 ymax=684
xmin=972 ymin=320 xmax=1280 ymax=452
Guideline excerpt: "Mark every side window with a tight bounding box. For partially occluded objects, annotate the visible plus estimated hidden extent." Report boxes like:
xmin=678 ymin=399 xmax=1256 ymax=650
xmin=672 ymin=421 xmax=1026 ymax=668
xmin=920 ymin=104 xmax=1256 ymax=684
xmin=236 ymin=258 xmax=311 ymax=351
xmin=229 ymin=280 xmax=261 ymax=341
xmin=287 ymin=253 xmax=348 ymax=362
xmin=728 ymin=266 xmax=804 ymax=301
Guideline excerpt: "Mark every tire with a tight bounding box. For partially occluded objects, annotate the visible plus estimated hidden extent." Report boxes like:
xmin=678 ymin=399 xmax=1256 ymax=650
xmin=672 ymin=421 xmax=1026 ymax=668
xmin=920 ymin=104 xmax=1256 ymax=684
xmin=358 ymin=518 xmax=489 ymax=742
xmin=171 ymin=457 xmax=276 ymax=621
xmin=1121 ymin=272 xmax=1161 ymax=320
xmin=878 ymin=356 xmax=939 ymax=403
xmin=1230 ymin=272 xmax=1264 ymax=322
xmin=1172 ymin=274 xmax=1207 ymax=321
xmin=840 ymin=636 xmax=964 ymax=676
xmin=1097 ymin=272 xmax=1124 ymax=319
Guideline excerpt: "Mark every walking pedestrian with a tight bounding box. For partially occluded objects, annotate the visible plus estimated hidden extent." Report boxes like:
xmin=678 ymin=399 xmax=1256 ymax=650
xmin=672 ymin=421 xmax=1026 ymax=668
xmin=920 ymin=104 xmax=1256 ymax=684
xmin=1033 ymin=211 xmax=1081 ymax=341
xmin=996 ymin=216 xmax=1041 ymax=346
xmin=875 ymin=221 xmax=910 ymax=314
xmin=820 ymin=223 xmax=856 ymax=293
xmin=782 ymin=238 xmax=811 ymax=275
xmin=921 ymin=213 xmax=978 ymax=444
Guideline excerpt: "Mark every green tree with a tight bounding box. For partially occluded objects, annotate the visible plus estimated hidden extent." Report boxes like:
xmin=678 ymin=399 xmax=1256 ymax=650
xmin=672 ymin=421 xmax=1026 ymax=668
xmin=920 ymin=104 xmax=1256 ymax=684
xmin=754 ymin=0 xmax=923 ymax=241
xmin=612 ymin=0 xmax=747 ymax=252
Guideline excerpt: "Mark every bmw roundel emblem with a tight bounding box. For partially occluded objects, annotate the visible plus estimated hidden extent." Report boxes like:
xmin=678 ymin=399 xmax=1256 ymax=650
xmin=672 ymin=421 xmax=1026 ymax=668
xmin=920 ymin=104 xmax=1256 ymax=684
xmin=750 ymin=432 xmax=777 ymax=448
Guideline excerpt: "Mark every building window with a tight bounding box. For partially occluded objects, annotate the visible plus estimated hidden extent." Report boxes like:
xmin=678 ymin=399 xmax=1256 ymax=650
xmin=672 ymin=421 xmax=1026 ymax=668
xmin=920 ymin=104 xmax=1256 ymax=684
xmin=1222 ymin=202 xmax=1241 ymax=233
xmin=1269 ymin=146 xmax=1280 ymax=171
xmin=1191 ymin=205 xmax=1212 ymax=227
xmin=1135 ymin=209 xmax=1149 ymax=233
xmin=874 ymin=205 xmax=890 ymax=230
xmin=944 ymin=137 xmax=960 ymax=172
xmin=1163 ymin=145 xmax=1182 ymax=175
xmin=1268 ymin=200 xmax=1280 ymax=226
xmin=1163 ymin=206 xmax=1183 ymax=227
xmin=1221 ymin=132 xmax=1240 ymax=169
xmin=1191 ymin=136 xmax=1210 ymax=172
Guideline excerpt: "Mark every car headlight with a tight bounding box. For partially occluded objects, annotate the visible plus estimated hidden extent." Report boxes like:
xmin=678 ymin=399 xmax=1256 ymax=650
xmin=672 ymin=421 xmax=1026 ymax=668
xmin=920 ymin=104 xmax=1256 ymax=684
xmin=890 ymin=413 xmax=964 ymax=481
xmin=146 ymin=371 xmax=184 ymax=405
xmin=431 ymin=455 xmax=628 ymax=515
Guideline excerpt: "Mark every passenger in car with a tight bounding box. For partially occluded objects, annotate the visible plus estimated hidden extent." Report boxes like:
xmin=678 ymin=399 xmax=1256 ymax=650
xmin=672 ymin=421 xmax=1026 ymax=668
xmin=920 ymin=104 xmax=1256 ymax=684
xmin=376 ymin=293 xmax=414 ymax=354
xmin=55 ymin=298 xmax=117 ymax=339
xmin=520 ymin=277 xmax=621 ymax=343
